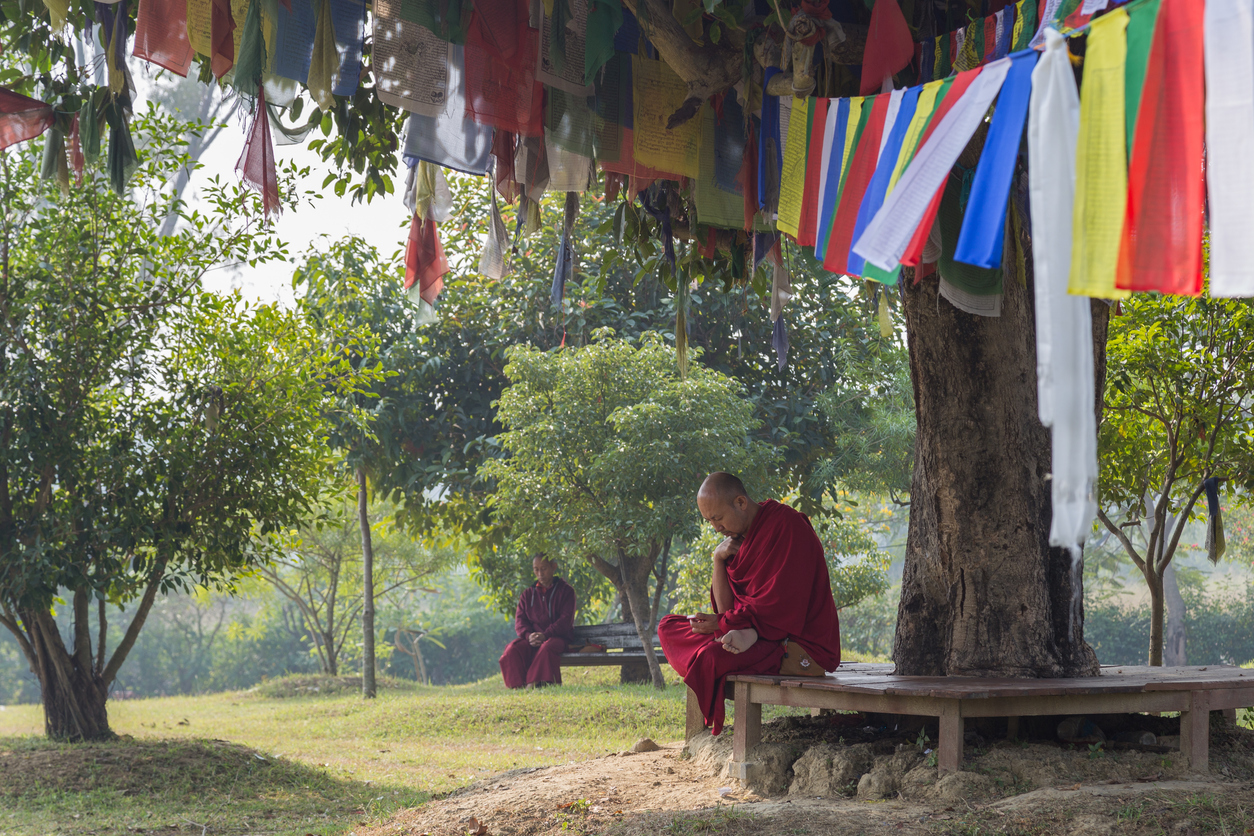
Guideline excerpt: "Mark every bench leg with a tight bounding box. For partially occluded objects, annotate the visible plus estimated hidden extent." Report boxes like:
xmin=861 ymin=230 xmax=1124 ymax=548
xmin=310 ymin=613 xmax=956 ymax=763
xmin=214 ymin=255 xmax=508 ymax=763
xmin=732 ymin=680 xmax=762 ymax=763
xmin=938 ymin=702 xmax=963 ymax=774
xmin=1006 ymin=716 xmax=1020 ymax=741
xmin=1180 ymin=690 xmax=1210 ymax=773
xmin=685 ymin=686 xmax=705 ymax=740
xmin=1221 ymin=708 xmax=1237 ymax=727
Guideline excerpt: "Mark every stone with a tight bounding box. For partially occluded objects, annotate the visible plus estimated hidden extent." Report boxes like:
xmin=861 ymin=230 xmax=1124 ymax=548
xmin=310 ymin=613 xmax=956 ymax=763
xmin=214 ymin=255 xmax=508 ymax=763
xmin=631 ymin=738 xmax=661 ymax=753
xmin=788 ymin=742 xmax=876 ymax=797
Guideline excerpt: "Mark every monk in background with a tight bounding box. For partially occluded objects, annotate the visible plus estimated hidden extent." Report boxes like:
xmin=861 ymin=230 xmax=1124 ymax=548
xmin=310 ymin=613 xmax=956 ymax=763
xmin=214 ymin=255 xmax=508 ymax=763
xmin=499 ymin=556 xmax=577 ymax=689
xmin=658 ymin=472 xmax=841 ymax=734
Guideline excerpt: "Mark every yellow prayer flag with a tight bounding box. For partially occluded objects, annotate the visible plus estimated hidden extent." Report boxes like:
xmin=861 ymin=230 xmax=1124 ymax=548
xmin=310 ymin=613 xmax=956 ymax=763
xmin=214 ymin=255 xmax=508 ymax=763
xmin=42 ymin=0 xmax=69 ymax=32
xmin=839 ymin=96 xmax=864 ymax=194
xmin=308 ymin=0 xmax=339 ymax=110
xmin=187 ymin=0 xmax=212 ymax=56
xmin=1012 ymin=0 xmax=1026 ymax=49
xmin=632 ymin=56 xmax=700 ymax=179
xmin=1069 ymin=8 xmax=1131 ymax=299
xmin=776 ymin=96 xmax=810 ymax=238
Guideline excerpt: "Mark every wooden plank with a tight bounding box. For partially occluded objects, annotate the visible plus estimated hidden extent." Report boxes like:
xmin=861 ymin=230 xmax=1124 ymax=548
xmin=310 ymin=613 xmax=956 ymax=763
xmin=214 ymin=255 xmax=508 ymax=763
xmin=571 ymin=623 xmax=650 ymax=637
xmin=685 ymin=686 xmax=705 ymax=740
xmin=1203 ymin=686 xmax=1254 ymax=711
xmin=938 ymin=701 xmax=963 ymax=774
xmin=1180 ymin=690 xmax=1210 ymax=773
xmin=960 ymin=691 xmax=1188 ymax=717
xmin=732 ymin=680 xmax=762 ymax=765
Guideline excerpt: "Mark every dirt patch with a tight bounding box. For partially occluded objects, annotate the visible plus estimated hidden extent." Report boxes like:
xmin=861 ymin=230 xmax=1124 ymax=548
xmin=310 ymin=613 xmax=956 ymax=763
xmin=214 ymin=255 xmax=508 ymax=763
xmin=360 ymin=715 xmax=1254 ymax=836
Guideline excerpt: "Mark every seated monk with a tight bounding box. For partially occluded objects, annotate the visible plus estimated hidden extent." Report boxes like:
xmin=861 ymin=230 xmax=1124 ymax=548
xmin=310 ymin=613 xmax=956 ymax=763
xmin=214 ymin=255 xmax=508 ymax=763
xmin=499 ymin=556 xmax=577 ymax=689
xmin=658 ymin=472 xmax=841 ymax=734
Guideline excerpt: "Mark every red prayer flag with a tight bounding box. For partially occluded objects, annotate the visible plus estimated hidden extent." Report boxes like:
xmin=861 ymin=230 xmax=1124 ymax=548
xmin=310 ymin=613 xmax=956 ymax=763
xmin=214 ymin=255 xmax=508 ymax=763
xmin=1116 ymin=0 xmax=1204 ymax=295
xmin=861 ymin=0 xmax=914 ymax=96
xmin=68 ymin=113 xmax=84 ymax=184
xmin=133 ymin=0 xmax=194 ymax=77
xmin=899 ymin=66 xmax=982 ymax=268
xmin=404 ymin=214 xmax=449 ymax=305
xmin=739 ymin=126 xmax=759 ymax=232
xmin=823 ymin=94 xmax=891 ymax=274
xmin=983 ymin=14 xmax=997 ymax=63
xmin=465 ymin=0 xmax=544 ymax=135
xmin=211 ymin=0 xmax=236 ymax=79
xmin=797 ymin=97 xmax=828 ymax=247
xmin=0 ymin=87 xmax=54 ymax=150
xmin=235 ymin=86 xmax=281 ymax=220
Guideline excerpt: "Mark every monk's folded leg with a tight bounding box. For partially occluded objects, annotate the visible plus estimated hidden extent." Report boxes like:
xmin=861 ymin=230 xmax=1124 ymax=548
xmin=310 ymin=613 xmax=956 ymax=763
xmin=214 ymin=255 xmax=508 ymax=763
xmin=657 ymin=613 xmax=711 ymax=678
xmin=526 ymin=637 xmax=567 ymax=686
xmin=499 ymin=638 xmax=536 ymax=689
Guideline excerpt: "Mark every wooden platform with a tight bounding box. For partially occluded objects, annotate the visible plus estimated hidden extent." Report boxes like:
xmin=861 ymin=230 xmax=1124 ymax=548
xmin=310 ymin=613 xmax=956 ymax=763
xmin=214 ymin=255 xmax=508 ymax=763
xmin=684 ymin=663 xmax=1254 ymax=776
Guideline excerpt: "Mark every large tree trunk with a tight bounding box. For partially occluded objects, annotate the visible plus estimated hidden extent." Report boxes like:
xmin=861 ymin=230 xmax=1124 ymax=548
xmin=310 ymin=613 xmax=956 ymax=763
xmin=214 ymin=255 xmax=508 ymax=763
xmin=893 ymin=264 xmax=1100 ymax=678
xmin=1147 ymin=568 xmax=1165 ymax=667
xmin=591 ymin=550 xmax=666 ymax=689
xmin=358 ymin=467 xmax=377 ymax=698
xmin=25 ymin=609 xmax=111 ymax=740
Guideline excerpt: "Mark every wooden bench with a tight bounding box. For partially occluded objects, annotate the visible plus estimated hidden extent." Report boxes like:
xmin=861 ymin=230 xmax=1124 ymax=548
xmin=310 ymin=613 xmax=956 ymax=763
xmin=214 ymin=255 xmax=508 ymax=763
xmin=685 ymin=663 xmax=1254 ymax=777
xmin=560 ymin=623 xmax=667 ymax=682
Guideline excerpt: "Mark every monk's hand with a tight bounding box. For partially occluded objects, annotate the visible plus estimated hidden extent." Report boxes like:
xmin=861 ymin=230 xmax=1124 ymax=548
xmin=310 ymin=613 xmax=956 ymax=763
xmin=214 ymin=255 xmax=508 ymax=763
xmin=712 ymin=536 xmax=741 ymax=564
xmin=720 ymin=628 xmax=758 ymax=654
xmin=687 ymin=613 xmax=719 ymax=634
xmin=528 ymin=632 xmax=544 ymax=647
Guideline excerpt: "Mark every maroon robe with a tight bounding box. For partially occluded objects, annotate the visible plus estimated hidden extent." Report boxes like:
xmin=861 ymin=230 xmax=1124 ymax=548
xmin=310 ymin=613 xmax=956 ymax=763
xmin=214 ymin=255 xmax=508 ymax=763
xmin=659 ymin=500 xmax=841 ymax=734
xmin=499 ymin=577 xmax=576 ymax=688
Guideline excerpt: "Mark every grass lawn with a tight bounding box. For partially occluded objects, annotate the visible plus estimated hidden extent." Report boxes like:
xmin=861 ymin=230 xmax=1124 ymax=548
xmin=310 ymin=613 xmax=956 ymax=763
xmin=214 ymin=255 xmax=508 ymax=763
xmin=1 ymin=666 xmax=779 ymax=835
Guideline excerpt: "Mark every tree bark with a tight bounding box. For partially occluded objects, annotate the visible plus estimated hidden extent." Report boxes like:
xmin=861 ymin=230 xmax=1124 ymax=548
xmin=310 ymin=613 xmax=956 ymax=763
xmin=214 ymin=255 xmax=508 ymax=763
xmin=1147 ymin=568 xmax=1164 ymax=667
xmin=893 ymin=264 xmax=1100 ymax=678
xmin=358 ymin=467 xmax=377 ymax=698
xmin=19 ymin=608 xmax=111 ymax=740
xmin=1162 ymin=561 xmax=1187 ymax=667
xmin=591 ymin=550 xmax=665 ymax=688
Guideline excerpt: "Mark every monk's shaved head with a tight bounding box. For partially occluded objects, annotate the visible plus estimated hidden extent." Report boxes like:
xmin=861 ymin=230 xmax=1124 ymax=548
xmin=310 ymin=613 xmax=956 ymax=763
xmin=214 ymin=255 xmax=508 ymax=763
xmin=699 ymin=472 xmax=751 ymax=504
xmin=697 ymin=473 xmax=758 ymax=538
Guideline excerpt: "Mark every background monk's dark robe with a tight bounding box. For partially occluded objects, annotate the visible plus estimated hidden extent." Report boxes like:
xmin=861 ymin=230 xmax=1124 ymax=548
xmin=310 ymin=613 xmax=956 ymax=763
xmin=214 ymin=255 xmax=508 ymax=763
xmin=659 ymin=500 xmax=841 ymax=733
xmin=499 ymin=577 xmax=576 ymax=688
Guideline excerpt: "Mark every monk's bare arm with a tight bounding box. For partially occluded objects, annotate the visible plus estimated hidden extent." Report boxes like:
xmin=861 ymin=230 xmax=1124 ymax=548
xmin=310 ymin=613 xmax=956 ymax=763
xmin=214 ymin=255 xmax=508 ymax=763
xmin=710 ymin=537 xmax=739 ymax=613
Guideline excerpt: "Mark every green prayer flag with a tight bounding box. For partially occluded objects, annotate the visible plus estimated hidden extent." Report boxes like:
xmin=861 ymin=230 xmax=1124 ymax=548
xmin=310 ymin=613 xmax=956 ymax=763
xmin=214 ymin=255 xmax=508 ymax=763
xmin=1124 ymin=0 xmax=1163 ymax=159
xmin=585 ymin=0 xmax=622 ymax=85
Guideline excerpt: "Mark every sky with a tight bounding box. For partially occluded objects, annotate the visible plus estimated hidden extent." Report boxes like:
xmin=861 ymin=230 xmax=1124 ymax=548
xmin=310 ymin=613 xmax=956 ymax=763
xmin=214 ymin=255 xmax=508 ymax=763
xmin=138 ymin=72 xmax=412 ymax=307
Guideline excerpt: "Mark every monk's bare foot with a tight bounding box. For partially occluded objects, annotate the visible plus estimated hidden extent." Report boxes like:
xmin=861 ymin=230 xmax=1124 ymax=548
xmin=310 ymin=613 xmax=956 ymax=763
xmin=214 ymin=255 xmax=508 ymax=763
xmin=720 ymin=628 xmax=758 ymax=654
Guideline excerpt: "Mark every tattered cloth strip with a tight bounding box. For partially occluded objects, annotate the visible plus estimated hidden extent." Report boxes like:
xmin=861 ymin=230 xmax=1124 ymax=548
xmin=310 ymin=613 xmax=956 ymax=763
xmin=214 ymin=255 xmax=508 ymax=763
xmin=40 ymin=125 xmax=71 ymax=196
xmin=233 ymin=0 xmax=267 ymax=94
xmin=545 ymin=138 xmax=595 ymax=192
xmin=479 ymin=183 xmax=510 ymax=278
xmin=1116 ymin=0 xmax=1204 ymax=295
xmin=403 ymin=45 xmax=493 ymax=175
xmin=694 ymin=104 xmax=743 ymax=229
xmin=404 ymin=214 xmax=449 ymax=306
xmin=954 ymin=49 xmax=1036 ymax=270
xmin=403 ymin=0 xmax=472 ymax=44
xmin=1203 ymin=0 xmax=1254 ymax=298
xmin=551 ymin=191 xmax=580 ymax=308
xmin=406 ymin=160 xmax=455 ymax=221
xmin=936 ymin=169 xmax=1003 ymax=316
xmin=492 ymin=131 xmax=519 ymax=203
xmin=236 ymin=86 xmax=281 ymax=220
xmin=596 ymin=52 xmax=683 ymax=183
xmin=585 ymin=0 xmax=621 ymax=85
xmin=515 ymin=134 xmax=550 ymax=203
xmin=104 ymin=100 xmax=139 ymax=195
xmin=465 ymin=0 xmax=544 ymax=135
xmin=133 ymin=0 xmax=194 ymax=76
xmin=769 ymin=252 xmax=789 ymax=370
xmin=0 ymin=88 xmax=55 ymax=150
xmin=79 ymin=94 xmax=102 ymax=163
xmin=44 ymin=0 xmax=70 ymax=31
xmin=68 ymin=113 xmax=84 ymax=183
xmin=1029 ymin=28 xmax=1096 ymax=551
xmin=211 ymin=0 xmax=237 ymax=78
xmin=328 ymin=0 xmax=367 ymax=96
xmin=98 ymin=1 xmax=130 ymax=95
xmin=307 ymin=0 xmax=339 ymax=110
xmin=1204 ymin=477 xmax=1227 ymax=565
xmin=632 ymin=56 xmax=700 ymax=179
xmin=1012 ymin=0 xmax=1037 ymax=51
xmin=1068 ymin=9 xmax=1130 ymax=300
xmin=861 ymin=0 xmax=913 ymax=95
xmin=758 ymin=67 xmax=783 ymax=213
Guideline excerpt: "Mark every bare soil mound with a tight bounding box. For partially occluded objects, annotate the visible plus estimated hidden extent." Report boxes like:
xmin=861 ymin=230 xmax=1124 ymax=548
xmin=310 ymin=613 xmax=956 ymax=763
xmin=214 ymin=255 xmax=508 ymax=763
xmin=362 ymin=717 xmax=1254 ymax=836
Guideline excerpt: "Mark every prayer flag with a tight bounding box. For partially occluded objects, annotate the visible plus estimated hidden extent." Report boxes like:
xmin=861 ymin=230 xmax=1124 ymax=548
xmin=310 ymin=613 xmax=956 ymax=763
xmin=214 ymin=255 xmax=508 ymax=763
xmin=776 ymin=96 xmax=810 ymax=238
xmin=632 ymin=55 xmax=699 ymax=178
xmin=465 ymin=0 xmax=544 ymax=135
xmin=797 ymin=96 xmax=827 ymax=247
xmin=861 ymin=0 xmax=914 ymax=95
xmin=848 ymin=87 xmax=915 ymax=280
xmin=1204 ymin=0 xmax=1254 ymax=297
xmin=814 ymin=98 xmax=847 ymax=263
xmin=134 ymin=0 xmax=194 ymax=76
xmin=1116 ymin=0 xmax=1204 ymax=295
xmin=823 ymin=92 xmax=891 ymax=275
xmin=0 ymin=87 xmax=55 ymax=150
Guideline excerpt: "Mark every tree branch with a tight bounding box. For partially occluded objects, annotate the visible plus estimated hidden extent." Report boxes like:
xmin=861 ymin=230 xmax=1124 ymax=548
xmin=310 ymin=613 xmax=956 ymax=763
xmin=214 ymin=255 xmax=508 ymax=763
xmin=1096 ymin=507 xmax=1145 ymax=574
xmin=1158 ymin=479 xmax=1208 ymax=575
xmin=0 ymin=608 xmax=35 ymax=663
xmin=72 ymin=587 xmax=92 ymax=676
xmin=96 ymin=598 xmax=107 ymax=678
xmin=101 ymin=563 xmax=166 ymax=687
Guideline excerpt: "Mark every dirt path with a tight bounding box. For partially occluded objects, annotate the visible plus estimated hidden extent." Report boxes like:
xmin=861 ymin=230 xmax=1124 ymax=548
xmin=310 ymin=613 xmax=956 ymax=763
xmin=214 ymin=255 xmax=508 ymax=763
xmin=360 ymin=741 xmax=1254 ymax=836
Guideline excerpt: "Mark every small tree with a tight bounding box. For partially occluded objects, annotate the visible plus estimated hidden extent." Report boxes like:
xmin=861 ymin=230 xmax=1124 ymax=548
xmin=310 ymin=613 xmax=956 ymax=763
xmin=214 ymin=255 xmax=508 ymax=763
xmin=481 ymin=331 xmax=779 ymax=688
xmin=0 ymin=109 xmax=375 ymax=740
xmin=258 ymin=495 xmax=453 ymax=676
xmin=1097 ymin=292 xmax=1254 ymax=666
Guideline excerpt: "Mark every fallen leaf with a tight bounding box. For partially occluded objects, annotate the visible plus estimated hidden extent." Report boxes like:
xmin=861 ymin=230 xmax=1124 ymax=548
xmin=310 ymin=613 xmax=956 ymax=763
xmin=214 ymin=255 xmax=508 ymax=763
xmin=466 ymin=816 xmax=489 ymax=836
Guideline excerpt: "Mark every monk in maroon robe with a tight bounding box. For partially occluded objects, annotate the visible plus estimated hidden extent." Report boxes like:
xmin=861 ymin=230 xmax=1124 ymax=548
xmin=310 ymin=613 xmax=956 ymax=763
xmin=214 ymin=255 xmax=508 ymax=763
xmin=658 ymin=472 xmax=841 ymax=734
xmin=499 ymin=556 xmax=577 ymax=688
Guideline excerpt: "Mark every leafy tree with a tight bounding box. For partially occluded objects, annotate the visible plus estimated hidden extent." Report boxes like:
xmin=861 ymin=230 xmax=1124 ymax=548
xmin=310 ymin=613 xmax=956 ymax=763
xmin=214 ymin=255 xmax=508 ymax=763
xmin=258 ymin=494 xmax=455 ymax=676
xmin=481 ymin=332 xmax=779 ymax=688
xmin=1097 ymin=292 xmax=1254 ymax=666
xmin=0 ymin=109 xmax=375 ymax=740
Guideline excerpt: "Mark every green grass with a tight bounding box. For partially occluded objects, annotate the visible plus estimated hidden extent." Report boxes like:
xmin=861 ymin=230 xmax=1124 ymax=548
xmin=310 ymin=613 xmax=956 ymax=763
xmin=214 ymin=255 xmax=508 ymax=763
xmin=0 ymin=666 xmax=817 ymax=835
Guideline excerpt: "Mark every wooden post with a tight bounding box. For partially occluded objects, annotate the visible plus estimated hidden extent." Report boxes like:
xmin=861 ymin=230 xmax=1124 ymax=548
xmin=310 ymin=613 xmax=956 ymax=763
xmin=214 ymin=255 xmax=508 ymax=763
xmin=685 ymin=686 xmax=705 ymax=740
xmin=1180 ymin=690 xmax=1210 ymax=773
xmin=731 ymin=680 xmax=762 ymax=764
xmin=938 ymin=701 xmax=963 ymax=774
